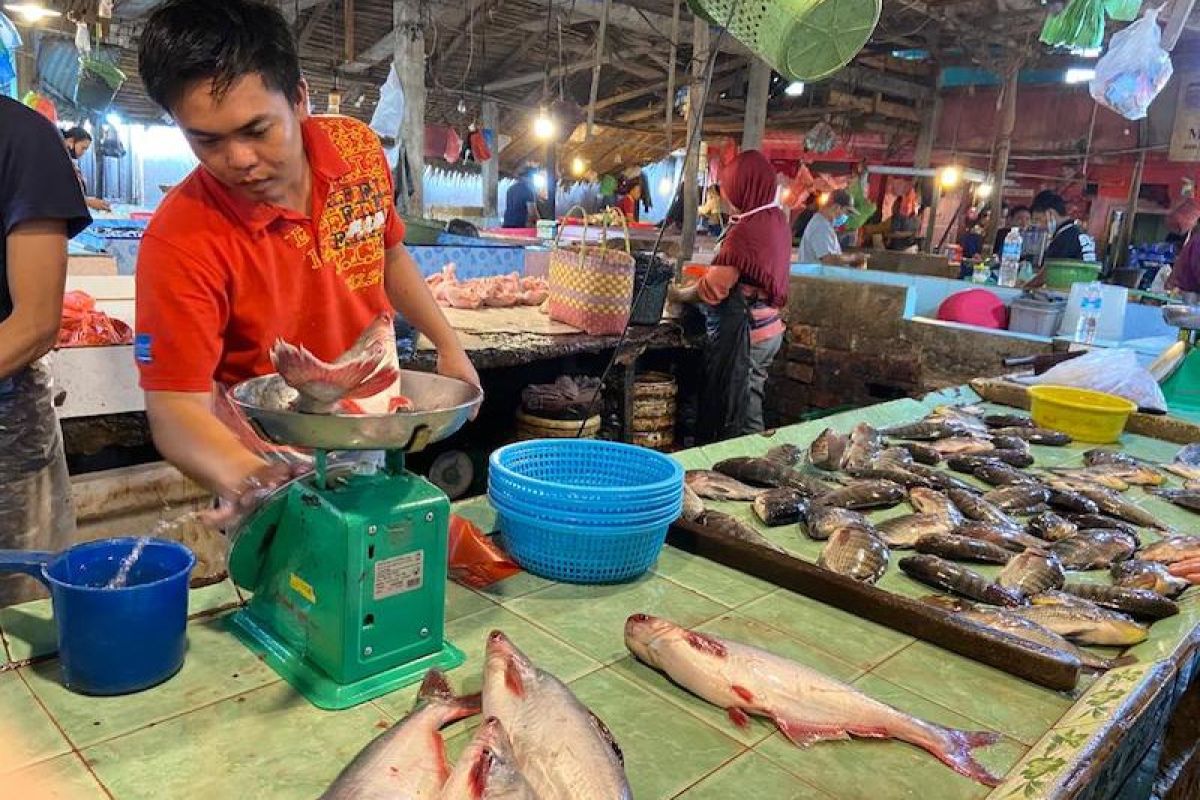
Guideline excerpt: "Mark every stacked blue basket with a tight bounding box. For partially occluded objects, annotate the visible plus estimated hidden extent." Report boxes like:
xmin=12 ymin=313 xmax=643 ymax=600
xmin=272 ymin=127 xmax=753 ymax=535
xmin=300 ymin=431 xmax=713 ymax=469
xmin=488 ymin=439 xmax=685 ymax=584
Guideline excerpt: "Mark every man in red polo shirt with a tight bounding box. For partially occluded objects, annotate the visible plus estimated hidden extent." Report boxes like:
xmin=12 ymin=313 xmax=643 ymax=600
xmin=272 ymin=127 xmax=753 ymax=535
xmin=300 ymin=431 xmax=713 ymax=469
xmin=135 ymin=0 xmax=479 ymax=513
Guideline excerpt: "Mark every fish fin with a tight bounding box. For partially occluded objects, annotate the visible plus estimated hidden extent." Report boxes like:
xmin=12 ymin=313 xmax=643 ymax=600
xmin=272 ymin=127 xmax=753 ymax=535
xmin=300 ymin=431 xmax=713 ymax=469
xmin=917 ymin=728 xmax=1003 ymax=788
xmin=468 ymin=747 xmax=498 ymax=799
xmin=588 ymin=710 xmax=625 ymax=766
xmin=773 ymin=716 xmax=852 ymax=747
xmin=727 ymin=707 xmax=752 ymax=729
xmin=339 ymin=364 xmax=400 ymax=401
xmin=731 ymin=684 xmax=755 ymax=704
xmin=505 ymin=660 xmax=526 ymax=698
xmin=417 ymin=669 xmax=453 ymax=705
xmin=684 ymin=631 xmax=728 ymax=658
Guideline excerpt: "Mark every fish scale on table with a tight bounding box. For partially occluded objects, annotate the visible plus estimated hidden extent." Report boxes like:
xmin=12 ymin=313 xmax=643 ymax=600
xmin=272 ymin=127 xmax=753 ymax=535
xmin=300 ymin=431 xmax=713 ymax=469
xmin=880 ymin=420 xmax=973 ymax=441
xmin=766 ymin=443 xmax=804 ymax=467
xmin=905 ymin=464 xmax=980 ymax=494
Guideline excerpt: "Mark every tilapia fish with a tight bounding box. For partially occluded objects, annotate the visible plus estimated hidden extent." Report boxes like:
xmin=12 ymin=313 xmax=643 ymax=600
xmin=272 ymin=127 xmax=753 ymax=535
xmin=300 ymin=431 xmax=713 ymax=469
xmin=984 ymin=414 xmax=1035 ymax=429
xmin=847 ymin=464 xmax=932 ymax=489
xmin=1013 ymin=596 xmax=1148 ymax=646
xmin=1083 ymin=448 xmax=1140 ymax=467
xmin=1046 ymin=488 xmax=1099 ymax=515
xmin=752 ymin=488 xmax=809 ymax=527
xmin=1060 ymin=463 xmax=1165 ymax=488
xmin=766 ymin=443 xmax=804 ymax=467
xmin=899 ymin=555 xmax=1023 ymax=606
xmin=713 ymin=457 xmax=798 ymax=489
xmin=623 ymin=615 xmax=1002 ymax=787
xmin=1060 ymin=582 xmax=1179 ymax=620
xmin=440 ymin=717 xmax=539 ymax=800
xmin=680 ymin=485 xmax=706 ymax=522
xmin=1147 ymin=488 xmax=1200 ymax=514
xmin=1140 ymin=535 xmax=1200 ymax=564
xmin=878 ymin=514 xmax=955 ymax=549
xmin=989 ymin=436 xmax=1034 ymax=454
xmin=894 ymin=441 xmax=943 ymax=465
xmin=881 ymin=420 xmax=972 ymax=441
xmin=842 ymin=423 xmax=883 ymax=470
xmin=808 ymin=427 xmax=850 ymax=471
xmin=969 ymin=462 xmax=1037 ymax=487
xmin=273 ymin=313 xmax=402 ymax=415
xmin=685 ymin=470 xmax=762 ymax=502
xmin=1027 ymin=512 xmax=1079 ymax=542
xmin=876 ymin=446 xmax=915 ymax=466
xmin=1067 ymin=514 xmax=1138 ymax=536
xmin=1078 ymin=487 xmax=1170 ymax=530
xmin=814 ymin=479 xmax=906 ymax=510
xmin=805 ymin=505 xmax=876 ymax=542
xmin=946 ymin=488 xmax=1020 ymax=531
xmin=1111 ymin=560 xmax=1191 ymax=598
xmin=982 ymin=484 xmax=1050 ymax=514
xmin=484 ymin=632 xmax=631 ymax=800
xmin=997 ymin=549 xmax=1065 ymax=596
xmin=990 ymin=427 xmax=1072 ymax=446
xmin=904 ymin=463 xmax=980 ymax=494
xmin=819 ymin=527 xmax=890 ymax=583
xmin=1050 ymin=529 xmax=1139 ymax=570
xmin=930 ymin=437 xmax=996 ymax=457
xmin=700 ymin=511 xmax=786 ymax=554
xmin=955 ymin=522 xmax=1044 ymax=552
xmin=909 ymin=487 xmax=963 ymax=523
xmin=321 ymin=670 xmax=480 ymax=800
xmin=928 ymin=406 xmax=989 ymax=435
xmin=915 ymin=534 xmax=1013 ymax=565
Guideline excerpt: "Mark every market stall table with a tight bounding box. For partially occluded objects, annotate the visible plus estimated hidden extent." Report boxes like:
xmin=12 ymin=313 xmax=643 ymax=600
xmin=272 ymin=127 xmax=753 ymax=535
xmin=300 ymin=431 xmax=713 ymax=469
xmin=4 ymin=395 xmax=1198 ymax=799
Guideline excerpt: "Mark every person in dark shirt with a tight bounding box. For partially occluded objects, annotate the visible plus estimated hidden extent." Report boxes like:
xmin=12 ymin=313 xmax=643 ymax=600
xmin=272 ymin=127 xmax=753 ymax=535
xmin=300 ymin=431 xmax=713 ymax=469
xmin=61 ymin=126 xmax=112 ymax=212
xmin=792 ymin=194 xmax=819 ymax=243
xmin=993 ymin=205 xmax=1031 ymax=254
xmin=0 ymin=96 xmax=92 ymax=606
xmin=502 ymin=167 xmax=539 ymax=228
xmin=1027 ymin=190 xmax=1097 ymax=287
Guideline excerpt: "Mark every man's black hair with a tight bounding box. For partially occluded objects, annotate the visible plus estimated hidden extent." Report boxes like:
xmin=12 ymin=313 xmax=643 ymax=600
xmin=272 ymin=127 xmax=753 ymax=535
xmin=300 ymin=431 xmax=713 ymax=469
xmin=138 ymin=0 xmax=303 ymax=113
xmin=61 ymin=126 xmax=92 ymax=142
xmin=1030 ymin=190 xmax=1067 ymax=216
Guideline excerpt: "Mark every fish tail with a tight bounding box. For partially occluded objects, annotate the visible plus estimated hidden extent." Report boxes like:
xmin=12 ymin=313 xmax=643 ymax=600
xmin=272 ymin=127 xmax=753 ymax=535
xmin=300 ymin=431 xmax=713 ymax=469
xmin=415 ymin=669 xmax=483 ymax=723
xmin=916 ymin=726 xmax=1003 ymax=787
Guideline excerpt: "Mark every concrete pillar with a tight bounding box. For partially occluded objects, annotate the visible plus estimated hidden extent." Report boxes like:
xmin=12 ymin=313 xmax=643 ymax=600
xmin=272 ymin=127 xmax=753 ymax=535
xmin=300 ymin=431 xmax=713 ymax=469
xmin=913 ymin=92 xmax=941 ymax=169
xmin=742 ymin=57 xmax=770 ymax=151
xmin=392 ymin=0 xmax=426 ymax=215
xmin=680 ymin=16 xmax=710 ymax=263
xmin=481 ymin=100 xmax=499 ymax=220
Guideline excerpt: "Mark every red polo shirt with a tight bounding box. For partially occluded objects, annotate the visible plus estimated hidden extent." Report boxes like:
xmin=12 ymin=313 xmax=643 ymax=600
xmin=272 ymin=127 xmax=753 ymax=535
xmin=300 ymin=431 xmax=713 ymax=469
xmin=135 ymin=115 xmax=405 ymax=392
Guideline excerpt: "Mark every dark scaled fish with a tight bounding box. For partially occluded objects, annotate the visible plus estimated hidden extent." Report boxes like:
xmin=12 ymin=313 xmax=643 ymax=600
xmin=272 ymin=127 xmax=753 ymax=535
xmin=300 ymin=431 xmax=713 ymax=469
xmin=819 ymin=527 xmax=890 ymax=584
xmin=894 ymin=441 xmax=943 ymax=465
xmin=1066 ymin=514 xmax=1138 ymax=537
xmin=685 ymin=470 xmax=763 ymax=502
xmin=1077 ymin=487 xmax=1171 ymax=531
xmin=954 ymin=522 xmax=1045 ymax=552
xmin=931 ymin=437 xmax=996 ymax=457
xmin=1060 ymin=463 xmax=1166 ymax=488
xmin=898 ymin=555 xmax=1024 ymax=606
xmin=700 ymin=511 xmax=786 ymax=554
xmin=1046 ymin=488 xmax=1099 ymax=515
xmin=997 ymin=548 xmax=1065 ymax=596
xmin=1139 ymin=535 xmax=1200 ymax=564
xmin=882 ymin=419 xmax=976 ymax=441
xmin=847 ymin=464 xmax=932 ymax=489
xmin=989 ymin=449 xmax=1036 ymax=468
xmin=945 ymin=455 xmax=1000 ymax=475
xmin=972 ymin=462 xmax=1038 ymax=487
xmin=1060 ymin=582 xmax=1179 ymax=620
xmin=808 ymin=428 xmax=850 ymax=471
xmin=814 ymin=479 xmax=907 ymax=511
xmin=842 ymin=423 xmax=883 ymax=471
xmin=1147 ymin=488 xmax=1200 ymax=514
xmin=878 ymin=513 xmax=956 ymax=549
xmin=752 ymin=488 xmax=809 ymax=528
xmin=1111 ymin=560 xmax=1191 ymax=598
xmin=1046 ymin=467 xmax=1129 ymax=492
xmin=946 ymin=488 xmax=1021 ymax=531
xmin=1028 ymin=512 xmax=1079 ymax=542
xmin=990 ymin=427 xmax=1072 ymax=446
xmin=714 ymin=457 xmax=802 ymax=490
xmin=989 ymin=435 xmax=1033 ymax=453
xmin=915 ymin=534 xmax=1014 ymax=564
xmin=876 ymin=446 xmax=915 ymax=465
xmin=909 ymin=488 xmax=964 ymax=523
xmin=1083 ymin=448 xmax=1140 ymax=467
xmin=681 ymin=485 xmax=706 ymax=522
xmin=1050 ymin=529 xmax=1139 ymax=570
xmin=982 ymin=485 xmax=1051 ymax=514
xmin=805 ymin=505 xmax=876 ymax=542
xmin=765 ymin=443 xmax=804 ymax=467
xmin=1014 ymin=594 xmax=1148 ymax=646
xmin=984 ymin=414 xmax=1035 ymax=429
xmin=904 ymin=464 xmax=981 ymax=494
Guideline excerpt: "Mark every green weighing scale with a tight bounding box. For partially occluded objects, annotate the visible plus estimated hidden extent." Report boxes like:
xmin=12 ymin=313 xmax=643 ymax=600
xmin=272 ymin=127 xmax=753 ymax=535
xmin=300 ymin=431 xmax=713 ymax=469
xmin=224 ymin=370 xmax=482 ymax=710
xmin=1158 ymin=305 xmax=1200 ymax=422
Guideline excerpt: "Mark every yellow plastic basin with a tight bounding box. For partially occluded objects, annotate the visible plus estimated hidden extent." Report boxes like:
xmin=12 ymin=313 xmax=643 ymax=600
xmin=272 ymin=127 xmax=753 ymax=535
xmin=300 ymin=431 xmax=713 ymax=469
xmin=1028 ymin=385 xmax=1137 ymax=444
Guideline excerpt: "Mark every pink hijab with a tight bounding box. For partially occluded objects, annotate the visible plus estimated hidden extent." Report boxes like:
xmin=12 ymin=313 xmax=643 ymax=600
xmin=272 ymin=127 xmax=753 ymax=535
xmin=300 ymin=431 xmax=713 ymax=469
xmin=714 ymin=150 xmax=791 ymax=308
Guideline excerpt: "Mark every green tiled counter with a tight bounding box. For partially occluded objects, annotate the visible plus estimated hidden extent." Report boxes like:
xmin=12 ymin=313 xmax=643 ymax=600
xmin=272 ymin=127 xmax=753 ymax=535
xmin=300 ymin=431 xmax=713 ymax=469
xmin=3 ymin=396 xmax=1199 ymax=799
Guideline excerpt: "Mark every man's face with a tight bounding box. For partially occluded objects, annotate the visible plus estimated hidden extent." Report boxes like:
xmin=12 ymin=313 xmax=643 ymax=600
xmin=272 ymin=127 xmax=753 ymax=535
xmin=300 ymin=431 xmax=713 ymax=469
xmin=1032 ymin=209 xmax=1052 ymax=230
xmin=67 ymin=139 xmax=90 ymax=159
xmin=1013 ymin=210 xmax=1032 ymax=229
xmin=171 ymin=73 xmax=309 ymax=207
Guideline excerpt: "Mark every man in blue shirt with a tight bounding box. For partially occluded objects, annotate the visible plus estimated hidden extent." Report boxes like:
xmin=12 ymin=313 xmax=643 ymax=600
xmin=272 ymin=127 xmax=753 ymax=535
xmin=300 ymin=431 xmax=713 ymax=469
xmin=502 ymin=167 xmax=539 ymax=228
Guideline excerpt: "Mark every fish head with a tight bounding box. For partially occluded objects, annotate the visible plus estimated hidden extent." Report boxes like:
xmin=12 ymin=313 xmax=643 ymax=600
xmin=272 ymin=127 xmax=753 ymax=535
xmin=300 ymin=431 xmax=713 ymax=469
xmin=461 ymin=718 xmax=526 ymax=799
xmin=484 ymin=631 xmax=540 ymax=710
xmin=623 ymin=613 xmax=685 ymax=668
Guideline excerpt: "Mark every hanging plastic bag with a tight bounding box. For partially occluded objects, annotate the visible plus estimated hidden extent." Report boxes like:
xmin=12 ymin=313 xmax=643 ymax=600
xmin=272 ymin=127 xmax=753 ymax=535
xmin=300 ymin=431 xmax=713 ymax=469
xmin=843 ymin=172 xmax=876 ymax=232
xmin=1040 ymin=0 xmax=1106 ymax=51
xmin=1103 ymin=0 xmax=1141 ymax=22
xmin=1028 ymin=348 xmax=1167 ymax=413
xmin=369 ymin=66 xmax=405 ymax=169
xmin=1089 ymin=7 xmax=1173 ymax=121
xmin=447 ymin=515 xmax=521 ymax=589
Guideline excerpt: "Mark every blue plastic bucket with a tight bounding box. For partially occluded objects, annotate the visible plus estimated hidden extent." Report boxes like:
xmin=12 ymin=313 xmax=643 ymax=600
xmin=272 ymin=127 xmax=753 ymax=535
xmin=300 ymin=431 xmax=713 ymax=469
xmin=0 ymin=538 xmax=195 ymax=695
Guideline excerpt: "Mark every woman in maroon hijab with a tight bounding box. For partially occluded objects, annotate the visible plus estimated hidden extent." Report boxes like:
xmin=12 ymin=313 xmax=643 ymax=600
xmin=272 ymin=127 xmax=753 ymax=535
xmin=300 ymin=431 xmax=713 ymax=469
xmin=670 ymin=150 xmax=791 ymax=441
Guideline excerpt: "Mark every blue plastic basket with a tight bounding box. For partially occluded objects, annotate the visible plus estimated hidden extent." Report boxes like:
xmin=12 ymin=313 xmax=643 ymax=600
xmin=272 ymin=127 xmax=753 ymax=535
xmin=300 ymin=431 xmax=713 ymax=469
xmin=489 ymin=484 xmax=683 ymax=528
xmin=496 ymin=504 xmax=669 ymax=584
xmin=488 ymin=473 xmax=683 ymax=516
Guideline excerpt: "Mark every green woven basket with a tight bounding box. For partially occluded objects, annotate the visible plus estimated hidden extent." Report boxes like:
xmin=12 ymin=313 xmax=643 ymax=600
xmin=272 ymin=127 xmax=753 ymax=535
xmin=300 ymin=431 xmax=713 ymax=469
xmin=689 ymin=0 xmax=882 ymax=81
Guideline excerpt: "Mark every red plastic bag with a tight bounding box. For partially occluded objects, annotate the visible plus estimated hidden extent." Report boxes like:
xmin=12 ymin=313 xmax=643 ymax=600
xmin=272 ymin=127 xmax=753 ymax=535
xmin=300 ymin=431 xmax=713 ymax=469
xmin=448 ymin=514 xmax=521 ymax=589
xmin=469 ymin=129 xmax=491 ymax=162
xmin=57 ymin=290 xmax=133 ymax=347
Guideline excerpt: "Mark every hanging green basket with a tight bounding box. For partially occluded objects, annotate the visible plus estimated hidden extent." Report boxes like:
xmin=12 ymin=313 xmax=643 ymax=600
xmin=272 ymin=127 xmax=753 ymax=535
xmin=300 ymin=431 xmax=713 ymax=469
xmin=688 ymin=0 xmax=882 ymax=82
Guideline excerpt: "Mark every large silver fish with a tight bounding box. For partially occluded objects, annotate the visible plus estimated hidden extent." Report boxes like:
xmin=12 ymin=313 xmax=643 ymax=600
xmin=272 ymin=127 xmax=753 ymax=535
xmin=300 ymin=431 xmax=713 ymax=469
xmin=685 ymin=470 xmax=763 ymax=502
xmin=700 ymin=511 xmax=786 ymax=554
xmin=877 ymin=513 xmax=955 ymax=549
xmin=483 ymin=632 xmax=631 ymax=800
xmin=440 ymin=717 xmax=539 ymax=800
xmin=819 ymin=527 xmax=889 ymax=583
xmin=321 ymin=671 xmax=480 ymax=800
xmin=623 ymin=615 xmax=1002 ymax=787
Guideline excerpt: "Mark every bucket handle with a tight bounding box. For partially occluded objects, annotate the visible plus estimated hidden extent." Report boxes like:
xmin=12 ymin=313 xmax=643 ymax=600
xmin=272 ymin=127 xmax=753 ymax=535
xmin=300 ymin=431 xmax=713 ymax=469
xmin=0 ymin=550 xmax=54 ymax=584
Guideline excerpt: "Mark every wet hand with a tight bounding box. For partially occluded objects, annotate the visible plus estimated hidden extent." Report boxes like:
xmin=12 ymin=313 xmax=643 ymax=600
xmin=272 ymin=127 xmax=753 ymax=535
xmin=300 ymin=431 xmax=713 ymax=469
xmin=200 ymin=461 xmax=309 ymax=531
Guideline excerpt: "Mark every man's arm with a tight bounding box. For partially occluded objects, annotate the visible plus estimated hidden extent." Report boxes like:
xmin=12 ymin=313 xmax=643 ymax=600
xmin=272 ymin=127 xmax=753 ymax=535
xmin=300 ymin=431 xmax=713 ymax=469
xmin=383 ymin=244 xmax=480 ymax=387
xmin=820 ymin=252 xmax=867 ymax=267
xmin=0 ymin=220 xmax=68 ymax=379
xmin=525 ymin=201 xmax=539 ymax=225
xmin=144 ymin=391 xmax=266 ymax=498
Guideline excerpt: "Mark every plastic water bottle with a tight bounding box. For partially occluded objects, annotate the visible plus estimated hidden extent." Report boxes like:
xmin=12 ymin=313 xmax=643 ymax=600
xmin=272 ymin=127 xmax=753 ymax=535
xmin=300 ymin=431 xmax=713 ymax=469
xmin=1074 ymin=281 xmax=1103 ymax=344
xmin=998 ymin=227 xmax=1022 ymax=287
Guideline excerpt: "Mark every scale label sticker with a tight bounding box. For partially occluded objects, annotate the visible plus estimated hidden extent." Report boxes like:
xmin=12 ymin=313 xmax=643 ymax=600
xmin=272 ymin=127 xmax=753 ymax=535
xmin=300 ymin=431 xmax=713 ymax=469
xmin=374 ymin=551 xmax=424 ymax=600
xmin=289 ymin=573 xmax=316 ymax=603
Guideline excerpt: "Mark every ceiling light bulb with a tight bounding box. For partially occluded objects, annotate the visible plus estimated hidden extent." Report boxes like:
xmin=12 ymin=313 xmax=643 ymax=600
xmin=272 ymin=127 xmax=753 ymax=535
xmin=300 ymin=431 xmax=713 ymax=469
xmin=939 ymin=165 xmax=961 ymax=188
xmin=532 ymin=171 xmax=548 ymax=191
xmin=785 ymin=81 xmax=805 ymax=97
xmin=658 ymin=177 xmax=673 ymax=195
xmin=532 ymin=108 xmax=557 ymax=141
xmin=571 ymin=156 xmax=586 ymax=177
xmin=976 ymin=182 xmax=993 ymax=198
xmin=4 ymin=2 xmax=61 ymax=23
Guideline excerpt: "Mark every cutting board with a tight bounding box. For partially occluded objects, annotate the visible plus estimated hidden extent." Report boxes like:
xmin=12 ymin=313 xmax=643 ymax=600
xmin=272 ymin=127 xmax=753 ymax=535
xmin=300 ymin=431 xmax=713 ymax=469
xmin=441 ymin=305 xmax=582 ymax=336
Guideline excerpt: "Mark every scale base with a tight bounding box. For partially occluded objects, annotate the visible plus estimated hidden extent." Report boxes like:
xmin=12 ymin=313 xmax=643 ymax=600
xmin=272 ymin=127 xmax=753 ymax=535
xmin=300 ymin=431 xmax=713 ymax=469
xmin=227 ymin=610 xmax=465 ymax=711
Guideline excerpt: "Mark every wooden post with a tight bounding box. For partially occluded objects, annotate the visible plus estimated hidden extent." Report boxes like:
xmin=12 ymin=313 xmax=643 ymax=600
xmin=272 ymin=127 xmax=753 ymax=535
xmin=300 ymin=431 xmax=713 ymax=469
xmin=742 ymin=57 xmax=770 ymax=151
xmin=984 ymin=64 xmax=1019 ymax=256
xmin=923 ymin=181 xmax=942 ymax=255
xmin=665 ymin=0 xmax=680 ymax=152
xmin=1116 ymin=121 xmax=1149 ymax=268
xmin=343 ymin=0 xmax=356 ymax=63
xmin=481 ymin=100 xmax=500 ymax=220
xmin=913 ymin=92 xmax=941 ymax=169
xmin=392 ymin=0 xmax=425 ymax=215
xmin=585 ymin=0 xmax=611 ymax=139
xmin=680 ymin=16 xmax=709 ymax=263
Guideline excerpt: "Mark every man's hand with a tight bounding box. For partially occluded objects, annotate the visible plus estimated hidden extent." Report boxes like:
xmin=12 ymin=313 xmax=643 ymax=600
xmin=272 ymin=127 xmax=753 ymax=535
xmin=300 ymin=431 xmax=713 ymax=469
xmin=437 ymin=348 xmax=481 ymax=389
xmin=1168 ymin=559 xmax=1200 ymax=585
xmin=86 ymin=197 xmax=112 ymax=212
xmin=850 ymin=252 xmax=869 ymax=268
xmin=200 ymin=461 xmax=309 ymax=529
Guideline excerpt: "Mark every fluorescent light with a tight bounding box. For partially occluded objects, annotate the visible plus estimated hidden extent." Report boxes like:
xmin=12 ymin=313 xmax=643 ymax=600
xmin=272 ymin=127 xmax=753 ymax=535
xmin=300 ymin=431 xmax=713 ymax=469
xmin=658 ymin=176 xmax=673 ymax=195
xmin=939 ymin=165 xmax=961 ymax=188
xmin=1064 ymin=68 xmax=1096 ymax=84
xmin=785 ymin=81 xmax=805 ymax=97
xmin=1070 ymin=47 xmax=1102 ymax=58
xmin=4 ymin=2 xmax=61 ymax=22
xmin=532 ymin=171 xmax=548 ymax=191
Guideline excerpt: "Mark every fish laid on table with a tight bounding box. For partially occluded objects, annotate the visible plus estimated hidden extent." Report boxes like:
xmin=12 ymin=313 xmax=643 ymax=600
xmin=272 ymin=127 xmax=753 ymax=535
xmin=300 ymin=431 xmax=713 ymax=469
xmin=1046 ymin=489 xmax=1099 ymax=515
xmin=997 ymin=548 xmax=1065 ymax=596
xmin=930 ymin=437 xmax=996 ymax=457
xmin=894 ymin=441 xmax=943 ymax=465
xmin=1060 ymin=582 xmax=1180 ymax=621
xmin=989 ymin=436 xmax=1033 ymax=454
xmin=714 ymin=457 xmax=802 ymax=490
xmin=880 ymin=420 xmax=972 ymax=441
xmin=1027 ymin=512 xmax=1079 ymax=542
xmin=680 ymin=485 xmax=706 ymax=522
xmin=752 ymin=488 xmax=809 ymax=527
xmin=766 ymin=443 xmax=804 ymax=467
xmin=989 ymin=427 xmax=1072 ymax=446
xmin=1111 ymin=561 xmax=1191 ymax=598
xmin=969 ymin=462 xmax=1038 ymax=487
xmin=915 ymin=534 xmax=1014 ymax=565
xmin=700 ymin=511 xmax=786 ymax=554
xmin=1013 ymin=595 xmax=1148 ymax=646
xmin=841 ymin=423 xmax=884 ymax=470
xmin=984 ymin=414 xmax=1035 ymax=429
xmin=847 ymin=463 xmax=932 ymax=489
xmin=808 ymin=428 xmax=850 ymax=471
xmin=685 ymin=470 xmax=764 ymax=502
xmin=1050 ymin=529 xmax=1139 ymax=570
xmin=1147 ymin=488 xmax=1200 ymax=514
xmin=1077 ymin=487 xmax=1170 ymax=530
xmin=876 ymin=446 xmax=915 ymax=465
xmin=955 ymin=522 xmax=1044 ymax=552
xmin=1046 ymin=468 xmax=1129 ymax=492
xmin=946 ymin=488 xmax=1020 ymax=531
xmin=813 ymin=479 xmax=907 ymax=511
xmin=819 ymin=527 xmax=890 ymax=583
xmin=1057 ymin=463 xmax=1165 ymax=488
xmin=1140 ymin=536 xmax=1200 ymax=564
xmin=878 ymin=514 xmax=955 ymax=549
xmin=321 ymin=670 xmax=480 ymax=800
xmin=1083 ymin=449 xmax=1140 ymax=468
xmin=623 ymin=614 xmax=1002 ymax=787
xmin=928 ymin=406 xmax=990 ymax=435
xmin=484 ymin=632 xmax=631 ymax=800
xmin=909 ymin=488 xmax=964 ymax=523
xmin=903 ymin=463 xmax=980 ymax=494
xmin=805 ymin=505 xmax=876 ymax=542
xmin=982 ymin=485 xmax=1051 ymax=514
xmin=439 ymin=717 xmax=539 ymax=800
xmin=898 ymin=554 xmax=1024 ymax=606
xmin=1163 ymin=443 xmax=1200 ymax=482
xmin=1066 ymin=514 xmax=1139 ymax=537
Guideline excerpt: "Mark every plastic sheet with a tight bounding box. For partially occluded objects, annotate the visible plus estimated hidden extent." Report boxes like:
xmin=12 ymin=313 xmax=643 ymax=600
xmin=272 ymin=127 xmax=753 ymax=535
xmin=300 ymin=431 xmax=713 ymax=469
xmin=1089 ymin=8 xmax=1173 ymax=121
xmin=447 ymin=515 xmax=521 ymax=589
xmin=1029 ymin=348 xmax=1167 ymax=413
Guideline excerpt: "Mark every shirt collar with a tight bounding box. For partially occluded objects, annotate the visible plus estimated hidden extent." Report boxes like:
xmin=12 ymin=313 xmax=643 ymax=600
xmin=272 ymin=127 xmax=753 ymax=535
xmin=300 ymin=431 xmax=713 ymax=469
xmin=198 ymin=116 xmax=353 ymax=235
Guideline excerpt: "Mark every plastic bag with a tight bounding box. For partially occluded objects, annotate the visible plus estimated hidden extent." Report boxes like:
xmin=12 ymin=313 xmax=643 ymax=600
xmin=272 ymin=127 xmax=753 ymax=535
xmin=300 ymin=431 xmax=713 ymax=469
xmin=1040 ymin=0 xmax=1105 ymax=50
xmin=369 ymin=66 xmax=405 ymax=169
xmin=448 ymin=515 xmax=521 ymax=589
xmin=1104 ymin=0 xmax=1142 ymax=21
xmin=843 ymin=173 xmax=876 ymax=232
xmin=1029 ymin=348 xmax=1167 ymax=413
xmin=58 ymin=290 xmax=134 ymax=347
xmin=1089 ymin=8 xmax=1173 ymax=121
